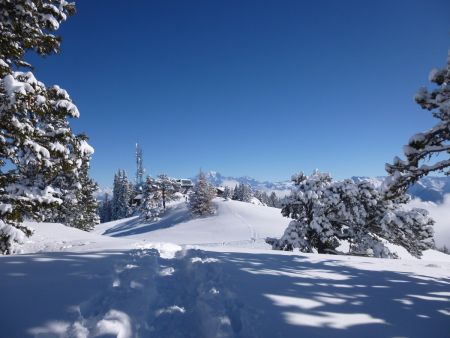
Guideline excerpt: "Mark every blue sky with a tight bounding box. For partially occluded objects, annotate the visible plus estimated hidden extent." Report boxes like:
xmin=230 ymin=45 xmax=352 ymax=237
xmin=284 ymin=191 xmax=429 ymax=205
xmin=30 ymin=0 xmax=450 ymax=186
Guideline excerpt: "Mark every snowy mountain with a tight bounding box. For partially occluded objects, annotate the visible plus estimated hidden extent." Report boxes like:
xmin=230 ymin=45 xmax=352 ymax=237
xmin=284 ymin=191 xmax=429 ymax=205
xmin=97 ymin=172 xmax=450 ymax=203
xmin=352 ymin=176 xmax=450 ymax=203
xmin=407 ymin=176 xmax=450 ymax=202
xmin=195 ymin=171 xmax=294 ymax=197
xmin=200 ymin=171 xmax=450 ymax=202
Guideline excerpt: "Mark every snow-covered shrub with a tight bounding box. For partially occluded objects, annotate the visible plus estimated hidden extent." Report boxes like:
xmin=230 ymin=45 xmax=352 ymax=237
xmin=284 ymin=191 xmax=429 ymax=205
xmin=190 ymin=171 xmax=216 ymax=216
xmin=385 ymin=49 xmax=450 ymax=198
xmin=0 ymin=1 xmax=95 ymax=253
xmin=267 ymin=170 xmax=434 ymax=258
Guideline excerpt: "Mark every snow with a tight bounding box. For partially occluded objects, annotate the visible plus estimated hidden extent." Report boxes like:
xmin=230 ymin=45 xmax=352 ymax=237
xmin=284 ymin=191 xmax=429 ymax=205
xmin=3 ymin=73 xmax=35 ymax=95
xmin=94 ymin=199 xmax=289 ymax=247
xmin=55 ymin=99 xmax=80 ymax=118
xmin=79 ymin=139 xmax=95 ymax=155
xmin=1 ymin=198 xmax=449 ymax=337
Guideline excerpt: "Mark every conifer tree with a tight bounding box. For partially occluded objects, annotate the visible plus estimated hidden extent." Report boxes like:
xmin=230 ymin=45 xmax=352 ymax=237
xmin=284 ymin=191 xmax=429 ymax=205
xmin=111 ymin=170 xmax=132 ymax=220
xmin=231 ymin=183 xmax=253 ymax=202
xmin=254 ymin=190 xmax=270 ymax=205
xmin=68 ymin=161 xmax=99 ymax=231
xmin=268 ymin=192 xmax=280 ymax=208
xmin=267 ymin=170 xmax=434 ymax=258
xmin=42 ymin=136 xmax=99 ymax=230
xmin=241 ymin=184 xmax=253 ymax=202
xmin=385 ymin=50 xmax=450 ymax=198
xmin=99 ymin=194 xmax=112 ymax=223
xmin=139 ymin=175 xmax=181 ymax=220
xmin=156 ymin=174 xmax=181 ymax=209
xmin=222 ymin=186 xmax=232 ymax=200
xmin=0 ymin=0 xmax=93 ymax=253
xmin=232 ymin=184 xmax=240 ymax=200
xmin=189 ymin=171 xmax=216 ymax=216
xmin=111 ymin=172 xmax=120 ymax=220
xmin=140 ymin=176 xmax=163 ymax=221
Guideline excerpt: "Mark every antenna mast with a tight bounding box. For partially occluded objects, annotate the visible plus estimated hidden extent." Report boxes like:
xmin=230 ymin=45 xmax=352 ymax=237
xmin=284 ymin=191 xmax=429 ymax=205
xmin=135 ymin=143 xmax=145 ymax=187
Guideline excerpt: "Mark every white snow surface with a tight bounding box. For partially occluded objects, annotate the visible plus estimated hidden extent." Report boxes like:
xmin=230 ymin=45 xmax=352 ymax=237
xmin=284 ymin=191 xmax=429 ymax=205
xmin=94 ymin=199 xmax=289 ymax=247
xmin=1 ymin=198 xmax=449 ymax=337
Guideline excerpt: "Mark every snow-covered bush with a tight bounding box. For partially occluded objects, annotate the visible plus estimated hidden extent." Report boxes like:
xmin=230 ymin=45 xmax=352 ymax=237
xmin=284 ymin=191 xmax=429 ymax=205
xmin=0 ymin=0 xmax=95 ymax=253
xmin=267 ymin=170 xmax=434 ymax=258
xmin=385 ymin=49 xmax=450 ymax=198
xmin=190 ymin=171 xmax=216 ymax=216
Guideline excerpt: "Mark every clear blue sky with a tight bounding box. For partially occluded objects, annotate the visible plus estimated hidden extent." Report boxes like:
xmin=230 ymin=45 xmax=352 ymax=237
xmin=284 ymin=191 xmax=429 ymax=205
xmin=30 ymin=0 xmax=450 ymax=186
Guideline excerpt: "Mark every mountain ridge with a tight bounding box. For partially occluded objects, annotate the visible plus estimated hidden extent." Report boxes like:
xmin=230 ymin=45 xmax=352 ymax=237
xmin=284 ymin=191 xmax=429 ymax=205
xmin=96 ymin=171 xmax=450 ymax=203
xmin=200 ymin=171 xmax=450 ymax=203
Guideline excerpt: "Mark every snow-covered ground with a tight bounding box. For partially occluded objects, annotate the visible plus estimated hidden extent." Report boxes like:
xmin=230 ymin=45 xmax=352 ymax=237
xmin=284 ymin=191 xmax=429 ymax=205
xmin=1 ymin=199 xmax=449 ymax=337
xmin=93 ymin=199 xmax=290 ymax=248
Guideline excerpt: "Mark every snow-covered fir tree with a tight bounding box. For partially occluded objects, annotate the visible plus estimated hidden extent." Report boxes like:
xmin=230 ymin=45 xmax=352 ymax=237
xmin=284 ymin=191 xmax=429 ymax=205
xmin=267 ymin=170 xmax=434 ymax=258
xmin=231 ymin=183 xmax=253 ymax=202
xmin=140 ymin=177 xmax=164 ymax=221
xmin=139 ymin=175 xmax=181 ymax=220
xmin=253 ymin=190 xmax=265 ymax=205
xmin=44 ymin=154 xmax=99 ymax=231
xmin=68 ymin=161 xmax=100 ymax=231
xmin=241 ymin=184 xmax=253 ymax=202
xmin=254 ymin=190 xmax=271 ymax=206
xmin=268 ymin=192 xmax=280 ymax=208
xmin=155 ymin=174 xmax=181 ymax=209
xmin=438 ymin=245 xmax=449 ymax=255
xmin=222 ymin=186 xmax=232 ymax=200
xmin=0 ymin=0 xmax=95 ymax=253
xmin=99 ymin=193 xmax=112 ymax=223
xmin=385 ymin=49 xmax=450 ymax=198
xmin=189 ymin=171 xmax=216 ymax=216
xmin=232 ymin=184 xmax=240 ymax=200
xmin=111 ymin=170 xmax=132 ymax=220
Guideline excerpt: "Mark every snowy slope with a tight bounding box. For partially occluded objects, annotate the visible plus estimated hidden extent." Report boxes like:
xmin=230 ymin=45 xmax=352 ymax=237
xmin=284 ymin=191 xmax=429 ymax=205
xmin=96 ymin=198 xmax=450 ymax=257
xmin=1 ymin=199 xmax=450 ymax=337
xmin=18 ymin=221 xmax=137 ymax=254
xmin=94 ymin=199 xmax=290 ymax=248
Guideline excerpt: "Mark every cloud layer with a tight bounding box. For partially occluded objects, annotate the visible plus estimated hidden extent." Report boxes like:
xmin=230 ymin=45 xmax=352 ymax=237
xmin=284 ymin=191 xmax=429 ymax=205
xmin=409 ymin=194 xmax=450 ymax=249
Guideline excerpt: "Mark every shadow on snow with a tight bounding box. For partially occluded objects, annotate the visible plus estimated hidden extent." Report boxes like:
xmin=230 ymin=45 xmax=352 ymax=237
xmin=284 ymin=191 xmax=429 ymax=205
xmin=0 ymin=249 xmax=449 ymax=337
